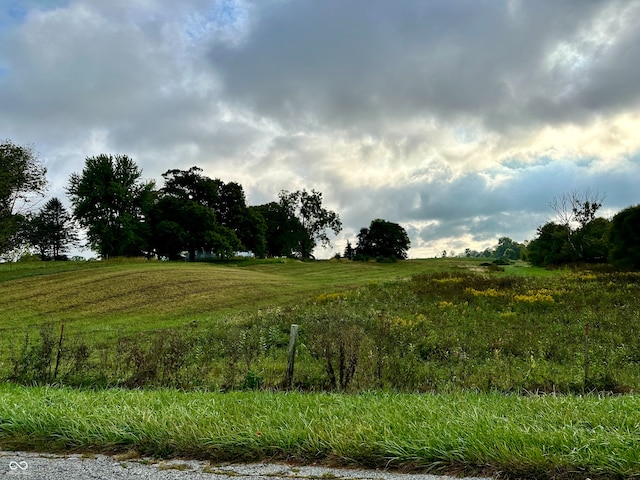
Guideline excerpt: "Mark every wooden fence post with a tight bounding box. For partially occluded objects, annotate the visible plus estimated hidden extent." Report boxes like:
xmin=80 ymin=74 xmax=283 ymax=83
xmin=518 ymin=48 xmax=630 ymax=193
xmin=286 ymin=324 xmax=299 ymax=389
xmin=584 ymin=323 xmax=589 ymax=390
xmin=53 ymin=324 xmax=64 ymax=380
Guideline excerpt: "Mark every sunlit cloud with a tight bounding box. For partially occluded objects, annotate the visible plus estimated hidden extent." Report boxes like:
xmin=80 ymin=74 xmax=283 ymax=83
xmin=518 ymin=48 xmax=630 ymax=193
xmin=1 ymin=0 xmax=639 ymax=258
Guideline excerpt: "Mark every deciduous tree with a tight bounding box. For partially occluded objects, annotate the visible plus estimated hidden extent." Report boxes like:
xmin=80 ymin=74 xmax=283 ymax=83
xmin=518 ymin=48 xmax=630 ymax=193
xmin=609 ymin=204 xmax=640 ymax=269
xmin=159 ymin=167 xmax=265 ymax=257
xmin=527 ymin=222 xmax=574 ymax=266
xmin=530 ymin=189 xmax=609 ymax=266
xmin=150 ymin=168 xmax=243 ymax=260
xmin=67 ymin=154 xmax=154 ymax=258
xmin=356 ymin=219 xmax=411 ymax=260
xmin=252 ymin=202 xmax=307 ymax=258
xmin=0 ymin=140 xmax=47 ymax=256
xmin=278 ymin=189 xmax=342 ymax=259
xmin=493 ymin=237 xmax=524 ymax=260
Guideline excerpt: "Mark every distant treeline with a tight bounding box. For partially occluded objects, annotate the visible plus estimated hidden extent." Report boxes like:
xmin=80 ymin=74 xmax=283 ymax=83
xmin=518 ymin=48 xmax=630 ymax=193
xmin=2 ymin=141 xmax=412 ymax=262
xmin=460 ymin=190 xmax=640 ymax=270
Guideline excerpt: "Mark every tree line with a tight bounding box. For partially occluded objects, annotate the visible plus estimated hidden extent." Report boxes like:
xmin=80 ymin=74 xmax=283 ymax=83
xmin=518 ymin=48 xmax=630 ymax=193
xmin=1 ymin=140 xmax=411 ymax=261
xmin=4 ymin=140 xmax=636 ymax=268
xmin=526 ymin=190 xmax=640 ymax=270
xmin=460 ymin=190 xmax=640 ymax=270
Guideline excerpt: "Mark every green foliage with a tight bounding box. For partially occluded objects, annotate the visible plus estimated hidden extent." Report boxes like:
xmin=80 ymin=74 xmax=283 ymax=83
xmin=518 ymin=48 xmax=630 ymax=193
xmin=148 ymin=195 xmax=237 ymax=260
xmin=528 ymin=218 xmax=613 ymax=267
xmin=492 ymin=237 xmax=524 ymax=260
xmin=160 ymin=166 xmax=221 ymax=207
xmin=529 ymin=190 xmax=612 ymax=267
xmin=355 ymin=218 xmax=410 ymax=260
xmin=0 ymin=140 xmax=47 ymax=256
xmin=277 ymin=189 xmax=342 ymax=259
xmin=252 ymin=201 xmax=308 ymax=258
xmin=609 ymin=204 xmax=640 ymax=269
xmin=153 ymin=167 xmax=258 ymax=260
xmin=576 ymin=216 xmax=610 ymax=263
xmin=67 ymin=154 xmax=154 ymax=258
xmin=26 ymin=197 xmax=78 ymax=260
xmin=239 ymin=206 xmax=267 ymax=258
xmin=527 ymin=222 xmax=576 ymax=266
xmin=9 ymin=324 xmax=56 ymax=384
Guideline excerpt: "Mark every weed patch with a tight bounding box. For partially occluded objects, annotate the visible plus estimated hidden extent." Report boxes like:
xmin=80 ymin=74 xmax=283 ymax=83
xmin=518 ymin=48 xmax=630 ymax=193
xmin=3 ymin=262 xmax=640 ymax=394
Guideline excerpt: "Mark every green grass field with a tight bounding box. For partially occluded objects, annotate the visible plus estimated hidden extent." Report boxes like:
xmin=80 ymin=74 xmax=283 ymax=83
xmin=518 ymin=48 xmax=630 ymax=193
xmin=2 ymin=257 xmax=640 ymax=478
xmin=0 ymin=257 xmax=467 ymax=354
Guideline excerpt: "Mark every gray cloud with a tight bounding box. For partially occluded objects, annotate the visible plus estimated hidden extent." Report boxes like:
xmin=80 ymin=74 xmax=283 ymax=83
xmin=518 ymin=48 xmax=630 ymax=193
xmin=210 ymin=0 xmax=640 ymax=133
xmin=1 ymin=0 xmax=639 ymax=258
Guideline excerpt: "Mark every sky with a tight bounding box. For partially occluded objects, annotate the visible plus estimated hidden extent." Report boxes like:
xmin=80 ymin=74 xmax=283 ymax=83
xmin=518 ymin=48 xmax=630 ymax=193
xmin=1 ymin=0 xmax=639 ymax=259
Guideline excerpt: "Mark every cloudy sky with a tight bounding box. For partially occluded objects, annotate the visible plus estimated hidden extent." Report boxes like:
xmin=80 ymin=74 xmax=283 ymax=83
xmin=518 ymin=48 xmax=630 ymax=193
xmin=2 ymin=0 xmax=639 ymax=258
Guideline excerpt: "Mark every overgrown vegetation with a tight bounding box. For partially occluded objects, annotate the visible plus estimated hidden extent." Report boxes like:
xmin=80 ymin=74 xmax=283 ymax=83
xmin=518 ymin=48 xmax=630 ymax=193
xmin=3 ymin=259 xmax=640 ymax=478
xmin=4 ymin=261 xmax=640 ymax=394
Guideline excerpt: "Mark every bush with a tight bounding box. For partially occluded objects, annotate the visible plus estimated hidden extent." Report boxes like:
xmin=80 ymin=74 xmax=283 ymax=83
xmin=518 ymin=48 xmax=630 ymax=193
xmin=9 ymin=325 xmax=56 ymax=384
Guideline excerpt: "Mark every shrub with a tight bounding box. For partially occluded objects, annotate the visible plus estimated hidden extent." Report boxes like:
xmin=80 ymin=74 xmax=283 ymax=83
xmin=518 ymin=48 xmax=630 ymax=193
xmin=9 ymin=324 xmax=56 ymax=384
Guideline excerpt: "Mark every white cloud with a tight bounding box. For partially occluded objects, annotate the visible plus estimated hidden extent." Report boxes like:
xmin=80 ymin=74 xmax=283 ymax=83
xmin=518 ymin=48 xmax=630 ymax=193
xmin=1 ymin=0 xmax=639 ymax=259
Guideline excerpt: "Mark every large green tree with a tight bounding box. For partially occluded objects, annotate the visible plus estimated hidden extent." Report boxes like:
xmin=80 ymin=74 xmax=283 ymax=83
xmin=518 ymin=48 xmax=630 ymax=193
xmin=527 ymin=222 xmax=575 ymax=266
xmin=356 ymin=219 xmax=411 ymax=260
xmin=575 ymin=217 xmax=610 ymax=263
xmin=0 ymin=140 xmax=47 ymax=256
xmin=528 ymin=190 xmax=610 ymax=267
xmin=527 ymin=218 xmax=612 ymax=267
xmin=148 ymin=195 xmax=240 ymax=261
xmin=216 ymin=180 xmax=266 ymax=257
xmin=27 ymin=197 xmax=78 ymax=260
xmin=609 ymin=204 xmax=640 ymax=269
xmin=149 ymin=167 xmax=244 ymax=260
xmin=252 ymin=202 xmax=308 ymax=258
xmin=161 ymin=167 xmax=221 ymax=208
xmin=161 ymin=167 xmax=265 ymax=255
xmin=67 ymin=154 xmax=154 ymax=258
xmin=278 ymin=189 xmax=342 ymax=259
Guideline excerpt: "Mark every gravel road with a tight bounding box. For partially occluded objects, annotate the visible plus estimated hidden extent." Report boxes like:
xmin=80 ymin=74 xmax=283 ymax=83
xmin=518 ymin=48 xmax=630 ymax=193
xmin=1 ymin=451 xmax=493 ymax=480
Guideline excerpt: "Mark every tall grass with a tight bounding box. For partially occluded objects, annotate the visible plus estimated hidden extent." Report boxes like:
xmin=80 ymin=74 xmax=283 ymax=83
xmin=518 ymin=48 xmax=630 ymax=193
xmin=3 ymin=260 xmax=640 ymax=478
xmin=0 ymin=258 xmax=485 ymax=381
xmin=1 ymin=384 xmax=639 ymax=479
xmin=4 ymin=263 xmax=640 ymax=393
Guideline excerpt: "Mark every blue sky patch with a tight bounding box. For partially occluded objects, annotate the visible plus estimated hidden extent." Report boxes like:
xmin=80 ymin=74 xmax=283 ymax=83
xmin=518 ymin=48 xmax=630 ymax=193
xmin=1 ymin=0 xmax=68 ymax=26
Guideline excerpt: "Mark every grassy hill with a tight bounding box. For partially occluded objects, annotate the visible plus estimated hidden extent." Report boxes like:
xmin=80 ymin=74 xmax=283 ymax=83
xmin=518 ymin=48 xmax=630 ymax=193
xmin=3 ymin=258 xmax=640 ymax=478
xmin=0 ymin=257 xmax=451 ymax=330
xmin=6 ymin=257 xmax=639 ymax=394
xmin=0 ymin=258 xmax=471 ymax=374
